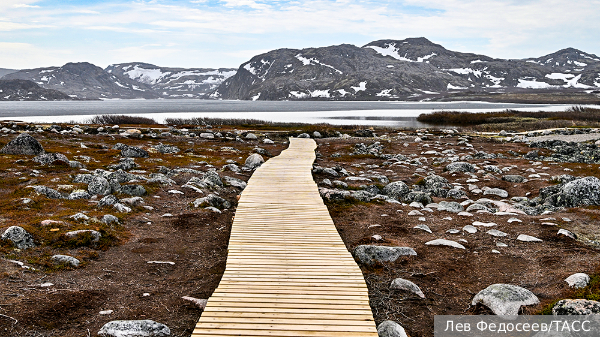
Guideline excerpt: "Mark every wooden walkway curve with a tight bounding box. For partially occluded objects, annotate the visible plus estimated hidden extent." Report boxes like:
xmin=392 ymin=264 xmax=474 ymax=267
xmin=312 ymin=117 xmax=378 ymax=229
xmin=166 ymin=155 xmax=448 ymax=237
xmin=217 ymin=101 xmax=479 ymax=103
xmin=193 ymin=138 xmax=378 ymax=337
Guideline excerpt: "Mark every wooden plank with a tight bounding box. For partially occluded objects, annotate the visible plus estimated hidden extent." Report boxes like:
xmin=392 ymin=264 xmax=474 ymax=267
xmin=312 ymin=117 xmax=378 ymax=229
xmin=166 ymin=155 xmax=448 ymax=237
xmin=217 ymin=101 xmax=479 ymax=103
xmin=194 ymin=138 xmax=377 ymax=336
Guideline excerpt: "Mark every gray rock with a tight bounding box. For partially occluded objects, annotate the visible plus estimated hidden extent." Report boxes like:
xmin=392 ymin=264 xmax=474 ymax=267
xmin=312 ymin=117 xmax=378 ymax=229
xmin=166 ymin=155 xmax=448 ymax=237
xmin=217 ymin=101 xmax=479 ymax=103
xmin=565 ymin=273 xmax=590 ymax=289
xmin=222 ymin=163 xmax=241 ymax=173
xmin=33 ymin=153 xmax=69 ymax=165
xmin=0 ymin=133 xmax=44 ymax=155
xmin=487 ymin=229 xmax=508 ymax=237
xmin=98 ymin=320 xmax=170 ymax=337
xmin=153 ymin=143 xmax=180 ymax=154
xmin=51 ymin=254 xmax=80 ymax=267
xmin=438 ymin=201 xmax=464 ymax=213
xmin=121 ymin=185 xmax=147 ymax=197
xmin=74 ymin=173 xmax=95 ymax=184
xmin=148 ymin=173 xmax=176 ymax=185
xmin=108 ymin=158 xmax=139 ymax=171
xmin=446 ymin=188 xmax=467 ymax=199
xmin=377 ymin=321 xmax=408 ymax=337
xmin=472 ymin=284 xmax=539 ymax=315
xmin=552 ymin=299 xmax=600 ymax=315
xmin=466 ymin=203 xmax=492 ymax=212
xmin=297 ymin=133 xmax=310 ymax=138
xmin=382 ymin=181 xmax=410 ymax=200
xmin=29 ymin=185 xmax=64 ymax=199
xmin=102 ymin=214 xmax=119 ymax=225
xmin=319 ymin=187 xmax=351 ymax=201
xmin=502 ymin=175 xmax=525 ymax=183
xmin=88 ymin=176 xmax=111 ymax=196
xmin=244 ymin=153 xmax=264 ymax=169
xmin=223 ymin=176 xmax=247 ymax=190
xmin=64 ymin=229 xmax=101 ymax=242
xmin=108 ymin=170 xmax=141 ymax=184
xmin=463 ymin=225 xmax=477 ymax=233
xmin=68 ymin=190 xmax=91 ymax=200
xmin=113 ymin=203 xmax=131 ymax=213
xmin=352 ymin=245 xmax=416 ymax=265
xmin=425 ymin=239 xmax=465 ymax=249
xmin=313 ymin=131 xmax=322 ymax=138
xmin=202 ymin=171 xmax=224 ymax=188
xmin=121 ymin=197 xmax=144 ymax=206
xmin=192 ymin=194 xmax=231 ymax=209
xmin=323 ymin=167 xmax=339 ymax=177
xmin=98 ymin=195 xmax=119 ymax=207
xmin=390 ymin=278 xmax=425 ymax=298
xmin=483 ymin=188 xmax=509 ymax=198
xmin=558 ymin=229 xmax=577 ymax=239
xmin=70 ymin=212 xmax=90 ymax=221
xmin=556 ymin=176 xmax=600 ymax=207
xmin=414 ymin=224 xmax=432 ymax=233
xmin=1 ymin=226 xmax=35 ymax=249
xmin=114 ymin=143 xmax=149 ymax=158
xmin=516 ymin=234 xmax=542 ymax=242
xmin=402 ymin=191 xmax=432 ymax=205
xmin=445 ymin=161 xmax=475 ymax=173
xmin=245 ymin=132 xmax=258 ymax=140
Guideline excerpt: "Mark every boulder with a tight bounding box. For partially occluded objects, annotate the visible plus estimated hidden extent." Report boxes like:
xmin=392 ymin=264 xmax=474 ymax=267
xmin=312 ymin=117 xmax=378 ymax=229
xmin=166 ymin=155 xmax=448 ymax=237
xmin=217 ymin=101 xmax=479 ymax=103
xmin=192 ymin=194 xmax=231 ymax=209
xmin=446 ymin=188 xmax=467 ymax=199
xmin=223 ymin=176 xmax=247 ymax=190
xmin=1 ymin=226 xmax=35 ymax=249
xmin=98 ymin=320 xmax=170 ymax=337
xmin=352 ymin=245 xmax=416 ymax=265
xmin=402 ymin=191 xmax=432 ymax=205
xmin=153 ymin=143 xmax=180 ymax=154
xmin=245 ymin=133 xmax=258 ymax=140
xmin=565 ymin=273 xmax=590 ymax=289
xmin=552 ymin=299 xmax=600 ymax=315
xmin=377 ymin=321 xmax=408 ymax=337
xmin=382 ymin=181 xmax=410 ymax=200
xmin=471 ymin=284 xmax=539 ymax=315
xmin=445 ymin=162 xmax=475 ymax=173
xmin=297 ymin=133 xmax=310 ymax=138
xmin=555 ymin=176 xmax=600 ymax=207
xmin=121 ymin=185 xmax=147 ymax=197
xmin=88 ymin=176 xmax=111 ymax=196
xmin=102 ymin=214 xmax=119 ymax=225
xmin=68 ymin=190 xmax=91 ymax=200
xmin=29 ymin=185 xmax=64 ymax=199
xmin=0 ymin=133 xmax=44 ymax=155
xmin=51 ymin=254 xmax=80 ymax=267
xmin=98 ymin=195 xmax=119 ymax=207
xmin=244 ymin=153 xmax=264 ymax=170
xmin=390 ymin=278 xmax=425 ymax=298
xmin=437 ymin=201 xmax=464 ymax=213
xmin=33 ymin=153 xmax=69 ymax=165
xmin=114 ymin=143 xmax=149 ymax=158
xmin=202 ymin=171 xmax=224 ymax=188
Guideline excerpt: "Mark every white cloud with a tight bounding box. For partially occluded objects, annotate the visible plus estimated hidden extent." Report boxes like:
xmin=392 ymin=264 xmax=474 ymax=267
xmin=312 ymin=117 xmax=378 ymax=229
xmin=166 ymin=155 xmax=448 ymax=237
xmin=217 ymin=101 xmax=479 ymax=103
xmin=0 ymin=42 xmax=71 ymax=69
xmin=13 ymin=4 xmax=39 ymax=8
xmin=220 ymin=0 xmax=269 ymax=10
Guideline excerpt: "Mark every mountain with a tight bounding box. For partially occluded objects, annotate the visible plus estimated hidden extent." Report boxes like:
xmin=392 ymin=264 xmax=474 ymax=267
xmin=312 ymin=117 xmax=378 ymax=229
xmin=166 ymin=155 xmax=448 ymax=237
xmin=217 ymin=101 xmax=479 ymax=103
xmin=0 ymin=79 xmax=72 ymax=101
xmin=213 ymin=38 xmax=600 ymax=100
xmin=0 ymin=68 xmax=18 ymax=78
xmin=1 ymin=62 xmax=158 ymax=100
xmin=105 ymin=63 xmax=236 ymax=98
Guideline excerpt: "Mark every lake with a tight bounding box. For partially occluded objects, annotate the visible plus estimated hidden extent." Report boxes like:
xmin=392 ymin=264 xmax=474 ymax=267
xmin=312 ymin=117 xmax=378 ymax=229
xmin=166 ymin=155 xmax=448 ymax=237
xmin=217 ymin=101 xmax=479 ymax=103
xmin=0 ymin=100 xmax=585 ymax=126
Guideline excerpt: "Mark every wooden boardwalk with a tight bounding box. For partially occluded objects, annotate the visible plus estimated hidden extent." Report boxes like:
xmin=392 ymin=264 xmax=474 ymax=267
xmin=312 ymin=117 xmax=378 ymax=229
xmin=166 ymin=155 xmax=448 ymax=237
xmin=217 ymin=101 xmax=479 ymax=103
xmin=192 ymin=138 xmax=378 ymax=337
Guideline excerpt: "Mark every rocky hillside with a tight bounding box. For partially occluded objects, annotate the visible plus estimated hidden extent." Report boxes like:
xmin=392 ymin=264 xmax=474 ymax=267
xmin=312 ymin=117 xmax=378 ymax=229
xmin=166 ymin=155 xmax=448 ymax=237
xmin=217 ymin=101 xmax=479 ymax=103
xmin=1 ymin=62 xmax=159 ymax=100
xmin=0 ymin=68 xmax=17 ymax=78
xmin=213 ymin=37 xmax=600 ymax=100
xmin=105 ymin=63 xmax=236 ymax=98
xmin=0 ymin=79 xmax=72 ymax=101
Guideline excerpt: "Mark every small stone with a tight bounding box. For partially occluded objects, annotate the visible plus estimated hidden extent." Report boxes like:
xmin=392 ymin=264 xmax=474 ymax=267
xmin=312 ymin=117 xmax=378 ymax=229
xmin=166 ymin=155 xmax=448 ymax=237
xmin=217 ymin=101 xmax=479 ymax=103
xmin=377 ymin=320 xmax=408 ymax=337
xmin=182 ymin=296 xmax=208 ymax=309
xmin=425 ymin=239 xmax=465 ymax=249
xmin=473 ymin=221 xmax=497 ymax=227
xmin=51 ymin=254 xmax=80 ymax=267
xmin=100 ymin=310 xmax=114 ymax=315
xmin=483 ymin=188 xmax=509 ymax=198
xmin=352 ymin=245 xmax=417 ymax=265
xmin=102 ymin=214 xmax=119 ymax=225
xmin=565 ymin=273 xmax=590 ymax=289
xmin=558 ymin=229 xmax=577 ymax=239
xmin=408 ymin=210 xmax=423 ymax=216
xmin=487 ymin=229 xmax=507 ymax=237
xmin=517 ymin=234 xmax=542 ymax=242
xmin=437 ymin=201 xmax=464 ymax=213
xmin=97 ymin=320 xmax=170 ymax=337
xmin=507 ymin=218 xmax=522 ymax=223
xmin=446 ymin=229 xmax=460 ymax=234
xmin=390 ymin=278 xmax=425 ymax=298
xmin=463 ymin=225 xmax=477 ymax=234
xmin=414 ymin=225 xmax=432 ymax=233
xmin=496 ymin=242 xmax=508 ymax=247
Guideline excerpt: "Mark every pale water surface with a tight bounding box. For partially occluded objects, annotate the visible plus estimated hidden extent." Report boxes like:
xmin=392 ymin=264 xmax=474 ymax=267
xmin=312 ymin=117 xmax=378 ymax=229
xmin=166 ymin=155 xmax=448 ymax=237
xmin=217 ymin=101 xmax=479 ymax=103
xmin=0 ymin=100 xmax=589 ymax=126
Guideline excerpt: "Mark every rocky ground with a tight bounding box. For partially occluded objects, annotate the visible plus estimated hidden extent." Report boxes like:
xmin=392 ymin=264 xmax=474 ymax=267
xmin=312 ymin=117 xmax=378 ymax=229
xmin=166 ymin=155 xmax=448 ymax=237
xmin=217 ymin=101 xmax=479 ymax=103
xmin=1 ymin=121 xmax=600 ymax=337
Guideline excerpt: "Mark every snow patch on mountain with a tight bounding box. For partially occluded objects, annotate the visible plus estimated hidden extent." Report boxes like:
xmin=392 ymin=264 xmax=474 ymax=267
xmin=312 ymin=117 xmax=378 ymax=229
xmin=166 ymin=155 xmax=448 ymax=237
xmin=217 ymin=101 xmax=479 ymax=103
xmin=294 ymin=54 xmax=343 ymax=74
xmin=517 ymin=78 xmax=553 ymax=89
xmin=352 ymin=82 xmax=367 ymax=92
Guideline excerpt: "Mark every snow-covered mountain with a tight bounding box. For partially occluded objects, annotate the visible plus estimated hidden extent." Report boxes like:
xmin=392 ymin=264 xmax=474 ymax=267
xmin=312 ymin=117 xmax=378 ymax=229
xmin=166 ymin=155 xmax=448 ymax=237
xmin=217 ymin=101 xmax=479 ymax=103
xmin=213 ymin=37 xmax=600 ymax=100
xmin=1 ymin=62 xmax=157 ymax=100
xmin=105 ymin=63 xmax=237 ymax=98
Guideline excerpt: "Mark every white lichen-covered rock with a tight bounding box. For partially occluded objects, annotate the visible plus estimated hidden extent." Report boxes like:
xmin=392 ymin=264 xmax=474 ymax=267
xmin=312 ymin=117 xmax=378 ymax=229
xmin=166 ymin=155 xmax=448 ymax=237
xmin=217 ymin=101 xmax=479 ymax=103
xmin=437 ymin=201 xmax=464 ymax=213
xmin=483 ymin=188 xmax=509 ymax=198
xmin=0 ymin=133 xmax=44 ymax=155
xmin=516 ymin=234 xmax=542 ymax=242
xmin=565 ymin=273 xmax=590 ymax=289
xmin=1 ymin=226 xmax=35 ymax=249
xmin=390 ymin=278 xmax=425 ymax=298
xmin=98 ymin=320 xmax=170 ymax=337
xmin=244 ymin=153 xmax=264 ymax=169
xmin=552 ymin=299 xmax=600 ymax=315
xmin=353 ymin=245 xmax=416 ymax=265
xmin=425 ymin=239 xmax=465 ymax=249
xmin=382 ymin=181 xmax=410 ymax=200
xmin=64 ymin=230 xmax=101 ymax=243
xmin=445 ymin=161 xmax=475 ymax=173
xmin=51 ymin=254 xmax=80 ymax=267
xmin=88 ymin=176 xmax=111 ymax=196
xmin=377 ymin=320 xmax=408 ymax=337
xmin=472 ymin=284 xmax=539 ymax=315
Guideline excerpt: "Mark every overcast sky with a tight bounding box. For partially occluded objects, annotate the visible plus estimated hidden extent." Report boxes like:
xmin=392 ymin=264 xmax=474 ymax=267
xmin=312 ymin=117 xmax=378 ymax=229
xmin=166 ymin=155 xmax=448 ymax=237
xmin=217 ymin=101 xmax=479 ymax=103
xmin=1 ymin=0 xmax=599 ymax=70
